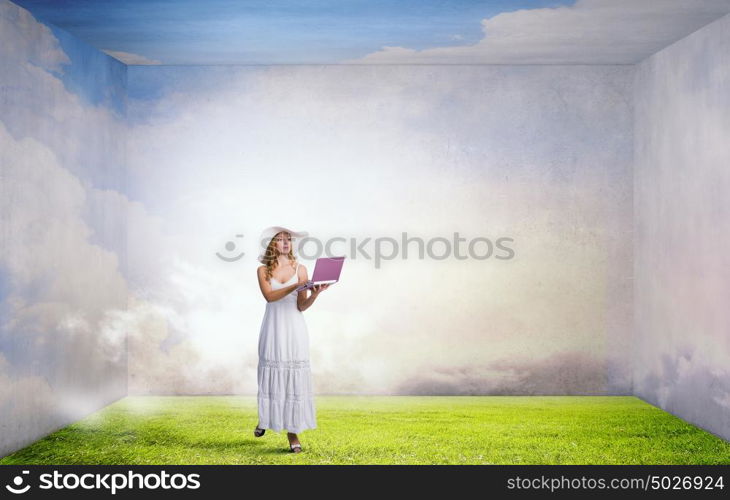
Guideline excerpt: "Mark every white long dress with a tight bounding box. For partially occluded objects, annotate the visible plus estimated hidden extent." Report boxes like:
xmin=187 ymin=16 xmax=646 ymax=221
xmin=257 ymin=262 xmax=317 ymax=433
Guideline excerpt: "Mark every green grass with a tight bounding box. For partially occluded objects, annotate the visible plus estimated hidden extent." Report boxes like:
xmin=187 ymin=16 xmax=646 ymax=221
xmin=2 ymin=396 xmax=729 ymax=465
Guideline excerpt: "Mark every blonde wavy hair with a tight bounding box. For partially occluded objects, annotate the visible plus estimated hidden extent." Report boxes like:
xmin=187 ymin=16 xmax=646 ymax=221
xmin=262 ymin=232 xmax=298 ymax=282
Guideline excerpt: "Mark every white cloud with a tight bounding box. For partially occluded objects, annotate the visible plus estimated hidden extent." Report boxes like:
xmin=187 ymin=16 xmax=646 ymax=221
xmin=0 ymin=351 xmax=60 ymax=454
xmin=0 ymin=1 xmax=126 ymax=189
xmin=0 ymin=122 xmax=128 ymax=324
xmin=343 ymin=0 xmax=730 ymax=64
xmin=125 ymin=293 xmax=260 ymax=395
xmin=0 ymin=0 xmax=69 ymax=72
xmin=127 ymin=64 xmax=634 ymax=394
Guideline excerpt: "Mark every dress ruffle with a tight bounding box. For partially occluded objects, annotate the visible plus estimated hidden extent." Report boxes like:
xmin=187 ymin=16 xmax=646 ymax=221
xmin=257 ymin=360 xmax=317 ymax=433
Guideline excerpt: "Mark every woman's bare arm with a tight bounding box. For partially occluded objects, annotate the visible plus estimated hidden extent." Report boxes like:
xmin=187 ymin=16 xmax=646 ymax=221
xmin=297 ymin=265 xmax=330 ymax=312
xmin=257 ymin=266 xmax=300 ymax=302
xmin=297 ymin=266 xmax=313 ymax=311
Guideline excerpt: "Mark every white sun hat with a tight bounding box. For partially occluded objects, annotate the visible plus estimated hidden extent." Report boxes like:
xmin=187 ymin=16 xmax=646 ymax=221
xmin=257 ymin=226 xmax=308 ymax=264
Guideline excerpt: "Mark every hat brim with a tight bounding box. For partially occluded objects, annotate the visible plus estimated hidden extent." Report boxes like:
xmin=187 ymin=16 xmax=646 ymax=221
xmin=257 ymin=226 xmax=308 ymax=263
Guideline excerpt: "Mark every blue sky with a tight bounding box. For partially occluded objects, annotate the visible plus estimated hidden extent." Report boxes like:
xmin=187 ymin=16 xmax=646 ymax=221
xmin=13 ymin=0 xmax=575 ymax=64
xmin=47 ymin=23 xmax=127 ymax=116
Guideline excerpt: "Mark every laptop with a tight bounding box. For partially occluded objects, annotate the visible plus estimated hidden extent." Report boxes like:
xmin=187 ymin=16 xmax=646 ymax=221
xmin=295 ymin=256 xmax=345 ymax=292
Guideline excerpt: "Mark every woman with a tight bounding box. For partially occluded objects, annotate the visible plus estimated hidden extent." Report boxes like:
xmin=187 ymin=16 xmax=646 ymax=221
xmin=253 ymin=226 xmax=330 ymax=453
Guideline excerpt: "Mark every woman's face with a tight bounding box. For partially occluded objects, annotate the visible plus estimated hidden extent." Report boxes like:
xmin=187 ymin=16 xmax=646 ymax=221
xmin=273 ymin=232 xmax=292 ymax=256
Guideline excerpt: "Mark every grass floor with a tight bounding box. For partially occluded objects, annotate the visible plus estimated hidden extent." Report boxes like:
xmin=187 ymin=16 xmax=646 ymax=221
xmin=1 ymin=396 xmax=729 ymax=465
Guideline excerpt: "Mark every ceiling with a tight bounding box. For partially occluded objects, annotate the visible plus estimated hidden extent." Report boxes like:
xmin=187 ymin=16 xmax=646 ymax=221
xmin=10 ymin=0 xmax=730 ymax=65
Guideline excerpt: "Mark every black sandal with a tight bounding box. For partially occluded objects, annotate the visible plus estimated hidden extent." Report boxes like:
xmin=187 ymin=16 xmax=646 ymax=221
xmin=254 ymin=426 xmax=266 ymax=437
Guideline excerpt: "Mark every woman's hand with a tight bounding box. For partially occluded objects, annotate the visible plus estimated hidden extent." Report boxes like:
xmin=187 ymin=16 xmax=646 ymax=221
xmin=311 ymin=283 xmax=330 ymax=296
xmin=298 ymin=283 xmax=330 ymax=312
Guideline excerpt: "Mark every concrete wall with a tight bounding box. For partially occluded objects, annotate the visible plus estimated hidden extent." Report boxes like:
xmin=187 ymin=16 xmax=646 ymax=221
xmin=634 ymin=13 xmax=730 ymax=441
xmin=0 ymin=0 xmax=129 ymax=457
xmin=125 ymin=64 xmax=635 ymax=396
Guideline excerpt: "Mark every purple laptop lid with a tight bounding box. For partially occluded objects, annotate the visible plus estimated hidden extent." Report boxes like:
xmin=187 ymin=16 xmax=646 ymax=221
xmin=311 ymin=256 xmax=345 ymax=282
xmin=295 ymin=256 xmax=345 ymax=291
